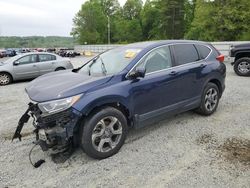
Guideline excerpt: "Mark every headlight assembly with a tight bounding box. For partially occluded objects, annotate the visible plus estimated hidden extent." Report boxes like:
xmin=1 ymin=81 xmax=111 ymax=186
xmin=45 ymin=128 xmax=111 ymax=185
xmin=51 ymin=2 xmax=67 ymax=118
xmin=38 ymin=94 xmax=82 ymax=115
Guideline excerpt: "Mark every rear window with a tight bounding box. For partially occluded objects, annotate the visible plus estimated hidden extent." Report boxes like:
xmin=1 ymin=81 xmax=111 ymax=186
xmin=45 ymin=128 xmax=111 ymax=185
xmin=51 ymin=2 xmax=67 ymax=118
xmin=173 ymin=44 xmax=199 ymax=65
xmin=195 ymin=45 xmax=211 ymax=59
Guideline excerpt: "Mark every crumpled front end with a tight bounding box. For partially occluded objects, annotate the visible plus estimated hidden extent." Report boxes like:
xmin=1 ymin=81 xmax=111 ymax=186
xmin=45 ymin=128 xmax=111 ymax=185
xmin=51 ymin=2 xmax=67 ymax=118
xmin=13 ymin=103 xmax=82 ymax=155
xmin=32 ymin=105 xmax=82 ymax=154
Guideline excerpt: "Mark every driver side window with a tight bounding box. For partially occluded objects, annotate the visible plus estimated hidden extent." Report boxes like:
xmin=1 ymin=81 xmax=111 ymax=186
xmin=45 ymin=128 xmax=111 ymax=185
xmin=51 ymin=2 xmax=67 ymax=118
xmin=136 ymin=46 xmax=172 ymax=74
xmin=18 ymin=55 xmax=37 ymax=65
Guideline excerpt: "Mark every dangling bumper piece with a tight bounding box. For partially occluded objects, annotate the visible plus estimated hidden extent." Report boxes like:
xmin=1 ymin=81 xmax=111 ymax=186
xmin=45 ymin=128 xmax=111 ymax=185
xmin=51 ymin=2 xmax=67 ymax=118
xmin=13 ymin=103 xmax=82 ymax=154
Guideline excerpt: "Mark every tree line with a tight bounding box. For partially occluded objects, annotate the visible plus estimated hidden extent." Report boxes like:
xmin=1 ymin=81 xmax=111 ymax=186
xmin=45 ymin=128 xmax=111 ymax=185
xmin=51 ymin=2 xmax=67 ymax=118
xmin=0 ymin=36 xmax=75 ymax=48
xmin=71 ymin=0 xmax=250 ymax=44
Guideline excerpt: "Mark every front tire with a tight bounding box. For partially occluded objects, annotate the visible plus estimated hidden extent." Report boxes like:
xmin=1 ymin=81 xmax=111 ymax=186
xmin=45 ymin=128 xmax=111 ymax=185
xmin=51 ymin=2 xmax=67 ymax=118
xmin=196 ymin=83 xmax=220 ymax=116
xmin=234 ymin=58 xmax=250 ymax=76
xmin=81 ymin=107 xmax=128 ymax=159
xmin=0 ymin=73 xmax=12 ymax=86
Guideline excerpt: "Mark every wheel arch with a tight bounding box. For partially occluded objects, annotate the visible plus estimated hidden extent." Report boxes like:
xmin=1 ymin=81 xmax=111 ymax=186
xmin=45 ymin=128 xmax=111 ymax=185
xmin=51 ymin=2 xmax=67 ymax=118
xmin=73 ymin=99 xmax=132 ymax=146
xmin=235 ymin=51 xmax=250 ymax=62
xmin=87 ymin=102 xmax=131 ymax=125
xmin=55 ymin=67 xmax=66 ymax=71
xmin=78 ymin=96 xmax=132 ymax=127
xmin=207 ymin=79 xmax=223 ymax=97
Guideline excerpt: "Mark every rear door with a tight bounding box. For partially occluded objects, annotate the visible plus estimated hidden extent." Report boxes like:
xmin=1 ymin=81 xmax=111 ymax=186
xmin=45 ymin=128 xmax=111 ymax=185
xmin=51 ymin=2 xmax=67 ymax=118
xmin=37 ymin=54 xmax=57 ymax=75
xmin=13 ymin=54 xmax=40 ymax=79
xmin=170 ymin=43 xmax=208 ymax=101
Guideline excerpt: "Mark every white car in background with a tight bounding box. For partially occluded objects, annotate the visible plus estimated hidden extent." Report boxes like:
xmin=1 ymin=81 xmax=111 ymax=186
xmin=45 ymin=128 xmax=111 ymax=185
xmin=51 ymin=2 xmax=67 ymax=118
xmin=0 ymin=52 xmax=73 ymax=85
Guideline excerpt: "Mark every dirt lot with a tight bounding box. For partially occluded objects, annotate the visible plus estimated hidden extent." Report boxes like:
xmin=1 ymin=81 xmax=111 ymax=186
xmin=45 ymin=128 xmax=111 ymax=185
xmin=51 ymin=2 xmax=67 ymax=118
xmin=0 ymin=58 xmax=249 ymax=188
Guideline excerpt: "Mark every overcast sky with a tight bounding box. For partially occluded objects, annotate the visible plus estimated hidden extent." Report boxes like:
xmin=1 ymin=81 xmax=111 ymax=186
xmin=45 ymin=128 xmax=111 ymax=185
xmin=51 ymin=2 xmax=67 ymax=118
xmin=0 ymin=0 xmax=129 ymax=37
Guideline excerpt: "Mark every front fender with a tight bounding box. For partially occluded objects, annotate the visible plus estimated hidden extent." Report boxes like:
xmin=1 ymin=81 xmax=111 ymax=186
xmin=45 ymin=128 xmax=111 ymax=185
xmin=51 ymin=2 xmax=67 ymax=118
xmin=72 ymin=79 xmax=132 ymax=117
xmin=81 ymin=95 xmax=130 ymax=116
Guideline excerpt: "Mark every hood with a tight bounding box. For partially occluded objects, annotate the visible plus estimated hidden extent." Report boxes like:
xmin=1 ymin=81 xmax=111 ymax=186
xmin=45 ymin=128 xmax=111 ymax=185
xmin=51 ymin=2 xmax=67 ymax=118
xmin=0 ymin=61 xmax=10 ymax=67
xmin=26 ymin=70 xmax=112 ymax=102
xmin=233 ymin=43 xmax=250 ymax=48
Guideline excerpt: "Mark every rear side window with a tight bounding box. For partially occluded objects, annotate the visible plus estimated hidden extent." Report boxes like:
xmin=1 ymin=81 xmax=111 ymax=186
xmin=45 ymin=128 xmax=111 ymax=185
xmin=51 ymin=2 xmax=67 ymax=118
xmin=173 ymin=44 xmax=199 ymax=65
xmin=195 ymin=45 xmax=211 ymax=59
xmin=39 ymin=54 xmax=56 ymax=62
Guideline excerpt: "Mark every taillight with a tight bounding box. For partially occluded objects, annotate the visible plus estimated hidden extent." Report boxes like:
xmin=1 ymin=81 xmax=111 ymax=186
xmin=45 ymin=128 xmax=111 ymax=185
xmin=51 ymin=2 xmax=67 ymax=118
xmin=216 ymin=54 xmax=225 ymax=63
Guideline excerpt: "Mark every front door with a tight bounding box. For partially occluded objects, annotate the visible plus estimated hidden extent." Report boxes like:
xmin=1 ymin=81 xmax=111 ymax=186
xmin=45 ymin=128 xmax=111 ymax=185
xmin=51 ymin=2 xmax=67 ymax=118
xmin=13 ymin=54 xmax=40 ymax=79
xmin=129 ymin=46 xmax=183 ymax=121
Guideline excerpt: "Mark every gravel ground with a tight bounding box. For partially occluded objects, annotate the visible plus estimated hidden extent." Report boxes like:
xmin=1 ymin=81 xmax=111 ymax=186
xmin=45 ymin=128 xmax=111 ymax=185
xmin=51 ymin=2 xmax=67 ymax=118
xmin=0 ymin=58 xmax=249 ymax=188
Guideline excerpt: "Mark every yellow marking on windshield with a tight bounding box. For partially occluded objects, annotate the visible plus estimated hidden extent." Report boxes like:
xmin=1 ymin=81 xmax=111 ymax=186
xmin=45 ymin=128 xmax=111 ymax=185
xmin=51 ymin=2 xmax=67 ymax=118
xmin=125 ymin=49 xmax=141 ymax=58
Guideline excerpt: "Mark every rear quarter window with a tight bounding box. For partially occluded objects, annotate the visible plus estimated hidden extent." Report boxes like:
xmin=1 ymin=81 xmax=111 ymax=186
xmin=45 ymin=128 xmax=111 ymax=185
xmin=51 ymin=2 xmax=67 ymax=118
xmin=195 ymin=45 xmax=211 ymax=59
xmin=39 ymin=54 xmax=56 ymax=62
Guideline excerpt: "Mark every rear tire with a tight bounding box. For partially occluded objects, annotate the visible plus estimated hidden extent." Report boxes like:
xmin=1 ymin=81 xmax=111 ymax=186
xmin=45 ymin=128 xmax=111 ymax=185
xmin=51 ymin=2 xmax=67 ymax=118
xmin=0 ymin=73 xmax=12 ymax=86
xmin=81 ymin=107 xmax=128 ymax=159
xmin=195 ymin=83 xmax=220 ymax=116
xmin=234 ymin=58 xmax=250 ymax=76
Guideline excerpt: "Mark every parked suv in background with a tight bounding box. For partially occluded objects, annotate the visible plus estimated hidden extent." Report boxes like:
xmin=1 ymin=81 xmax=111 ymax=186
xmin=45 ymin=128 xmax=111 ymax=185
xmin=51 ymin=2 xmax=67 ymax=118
xmin=13 ymin=40 xmax=226 ymax=160
xmin=230 ymin=43 xmax=250 ymax=76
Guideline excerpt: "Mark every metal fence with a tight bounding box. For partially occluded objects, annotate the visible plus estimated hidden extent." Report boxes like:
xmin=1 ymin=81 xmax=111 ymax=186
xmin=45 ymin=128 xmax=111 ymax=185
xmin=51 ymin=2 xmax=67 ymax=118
xmin=75 ymin=41 xmax=250 ymax=61
xmin=74 ymin=44 xmax=123 ymax=53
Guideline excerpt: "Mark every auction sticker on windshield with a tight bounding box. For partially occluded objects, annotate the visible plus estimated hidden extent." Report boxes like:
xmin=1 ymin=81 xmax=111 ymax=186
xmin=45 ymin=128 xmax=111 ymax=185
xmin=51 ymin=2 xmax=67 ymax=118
xmin=125 ymin=49 xmax=141 ymax=58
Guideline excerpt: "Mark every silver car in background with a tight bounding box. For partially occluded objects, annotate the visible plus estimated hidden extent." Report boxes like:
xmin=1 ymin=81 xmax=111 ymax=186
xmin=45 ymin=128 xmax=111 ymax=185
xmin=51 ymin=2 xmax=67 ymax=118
xmin=0 ymin=52 xmax=73 ymax=85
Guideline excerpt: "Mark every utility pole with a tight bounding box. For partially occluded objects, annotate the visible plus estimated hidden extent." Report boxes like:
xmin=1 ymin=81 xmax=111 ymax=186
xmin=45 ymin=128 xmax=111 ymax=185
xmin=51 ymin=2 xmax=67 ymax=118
xmin=172 ymin=7 xmax=175 ymax=39
xmin=107 ymin=15 xmax=111 ymax=44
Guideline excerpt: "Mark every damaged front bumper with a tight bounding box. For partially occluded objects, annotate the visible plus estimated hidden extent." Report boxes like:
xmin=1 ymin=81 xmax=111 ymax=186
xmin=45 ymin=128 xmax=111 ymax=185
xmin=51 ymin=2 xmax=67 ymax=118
xmin=13 ymin=103 xmax=82 ymax=154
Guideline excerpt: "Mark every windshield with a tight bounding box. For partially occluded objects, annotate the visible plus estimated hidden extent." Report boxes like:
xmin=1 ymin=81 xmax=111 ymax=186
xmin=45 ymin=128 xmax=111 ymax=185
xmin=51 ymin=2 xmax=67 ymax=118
xmin=79 ymin=48 xmax=141 ymax=76
xmin=2 ymin=55 xmax=22 ymax=64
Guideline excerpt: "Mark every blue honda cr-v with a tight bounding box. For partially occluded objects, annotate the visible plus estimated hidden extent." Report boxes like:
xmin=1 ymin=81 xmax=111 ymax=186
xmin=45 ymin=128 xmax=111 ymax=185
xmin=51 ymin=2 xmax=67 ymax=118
xmin=13 ymin=40 xmax=226 ymax=160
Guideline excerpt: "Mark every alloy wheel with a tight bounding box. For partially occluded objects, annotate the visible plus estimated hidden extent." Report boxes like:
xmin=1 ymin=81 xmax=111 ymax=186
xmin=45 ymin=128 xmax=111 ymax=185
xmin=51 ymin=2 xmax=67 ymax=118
xmin=204 ymin=88 xmax=218 ymax=112
xmin=0 ymin=74 xmax=10 ymax=85
xmin=238 ymin=62 xmax=250 ymax=74
xmin=92 ymin=116 xmax=123 ymax=153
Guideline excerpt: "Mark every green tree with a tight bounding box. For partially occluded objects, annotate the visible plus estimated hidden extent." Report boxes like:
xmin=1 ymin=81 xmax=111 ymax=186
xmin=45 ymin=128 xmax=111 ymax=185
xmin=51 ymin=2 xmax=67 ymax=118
xmin=184 ymin=0 xmax=196 ymax=33
xmin=101 ymin=0 xmax=123 ymax=43
xmin=112 ymin=0 xmax=143 ymax=43
xmin=213 ymin=0 xmax=250 ymax=41
xmin=71 ymin=0 xmax=250 ymax=44
xmin=141 ymin=0 xmax=162 ymax=40
xmin=123 ymin=0 xmax=143 ymax=20
xmin=159 ymin=0 xmax=185 ymax=39
xmin=101 ymin=0 xmax=121 ymax=16
xmin=185 ymin=0 xmax=213 ymax=40
xmin=186 ymin=0 xmax=250 ymax=41
xmin=71 ymin=0 xmax=107 ymax=44
xmin=0 ymin=37 xmax=75 ymax=48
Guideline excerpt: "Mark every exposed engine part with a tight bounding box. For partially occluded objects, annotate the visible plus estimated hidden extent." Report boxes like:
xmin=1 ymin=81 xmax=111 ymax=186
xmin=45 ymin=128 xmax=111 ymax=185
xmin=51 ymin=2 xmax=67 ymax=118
xmin=13 ymin=103 xmax=82 ymax=166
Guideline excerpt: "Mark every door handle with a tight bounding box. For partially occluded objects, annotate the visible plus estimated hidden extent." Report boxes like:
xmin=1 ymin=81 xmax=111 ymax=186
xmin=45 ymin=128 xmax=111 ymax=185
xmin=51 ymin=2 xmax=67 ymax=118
xmin=200 ymin=63 xmax=207 ymax=68
xmin=169 ymin=71 xmax=178 ymax=76
xmin=33 ymin=65 xmax=37 ymax=67
xmin=51 ymin=62 xmax=55 ymax=64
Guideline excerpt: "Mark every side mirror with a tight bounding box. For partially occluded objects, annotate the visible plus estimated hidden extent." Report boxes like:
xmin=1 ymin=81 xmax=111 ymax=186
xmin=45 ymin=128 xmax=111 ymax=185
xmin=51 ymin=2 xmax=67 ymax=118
xmin=13 ymin=61 xmax=20 ymax=66
xmin=127 ymin=67 xmax=146 ymax=80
